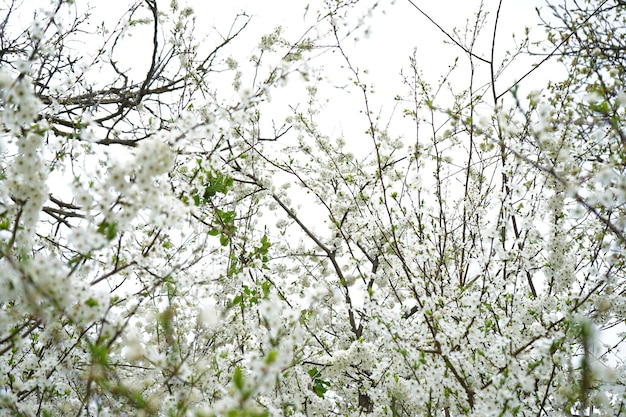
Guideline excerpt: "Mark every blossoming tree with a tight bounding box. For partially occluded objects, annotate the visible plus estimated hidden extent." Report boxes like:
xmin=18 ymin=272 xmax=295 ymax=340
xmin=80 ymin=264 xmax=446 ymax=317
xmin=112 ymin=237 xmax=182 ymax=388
xmin=0 ymin=0 xmax=624 ymax=416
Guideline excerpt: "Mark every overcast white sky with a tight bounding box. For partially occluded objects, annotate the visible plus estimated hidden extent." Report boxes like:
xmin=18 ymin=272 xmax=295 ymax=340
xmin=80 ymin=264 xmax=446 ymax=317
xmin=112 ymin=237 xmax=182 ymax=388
xmin=205 ymin=0 xmax=554 ymax=91
xmin=184 ymin=0 xmax=557 ymax=159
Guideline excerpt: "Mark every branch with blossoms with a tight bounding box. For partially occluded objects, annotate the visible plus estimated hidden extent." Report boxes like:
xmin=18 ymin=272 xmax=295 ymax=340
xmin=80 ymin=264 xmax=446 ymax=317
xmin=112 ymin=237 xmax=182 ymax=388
xmin=1 ymin=0 xmax=624 ymax=416
xmin=0 ymin=0 xmax=388 ymax=416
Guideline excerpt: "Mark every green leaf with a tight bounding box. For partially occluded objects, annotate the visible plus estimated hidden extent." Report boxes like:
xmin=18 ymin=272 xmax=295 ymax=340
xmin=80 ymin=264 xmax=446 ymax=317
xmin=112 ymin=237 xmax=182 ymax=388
xmin=313 ymin=379 xmax=330 ymax=398
xmin=233 ymin=366 xmax=245 ymax=391
xmin=589 ymin=100 xmax=610 ymax=115
xmin=89 ymin=341 xmax=109 ymax=367
xmin=216 ymin=209 xmax=235 ymax=225
xmin=257 ymin=235 xmax=271 ymax=255
xmin=307 ymin=367 xmax=330 ymax=398
xmin=97 ymin=220 xmax=118 ymax=240
xmin=261 ymin=280 xmax=271 ymax=298
xmin=189 ymin=171 xmax=235 ymax=206
xmin=265 ymin=349 xmax=278 ymax=364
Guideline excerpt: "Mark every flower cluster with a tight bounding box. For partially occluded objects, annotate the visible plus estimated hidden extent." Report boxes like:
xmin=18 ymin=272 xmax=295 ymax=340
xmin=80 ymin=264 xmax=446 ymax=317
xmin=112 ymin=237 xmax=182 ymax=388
xmin=0 ymin=71 xmax=48 ymax=249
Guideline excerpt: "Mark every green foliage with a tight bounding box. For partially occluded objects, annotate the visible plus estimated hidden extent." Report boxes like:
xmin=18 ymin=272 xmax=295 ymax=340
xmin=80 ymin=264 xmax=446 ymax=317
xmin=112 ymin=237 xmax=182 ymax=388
xmin=204 ymin=171 xmax=234 ymax=198
xmin=231 ymin=280 xmax=271 ymax=307
xmin=233 ymin=366 xmax=245 ymax=392
xmin=211 ymin=208 xmax=236 ymax=246
xmin=0 ymin=215 xmax=10 ymax=231
xmin=97 ymin=220 xmax=118 ymax=240
xmin=88 ymin=340 xmax=110 ymax=367
xmin=589 ymin=100 xmax=611 ymax=116
xmin=253 ymin=235 xmax=271 ymax=264
xmin=307 ymin=368 xmax=331 ymax=398
xmin=185 ymin=163 xmax=234 ymax=207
